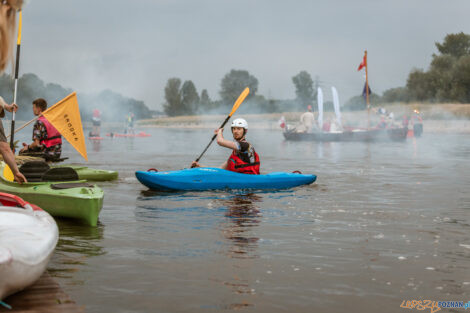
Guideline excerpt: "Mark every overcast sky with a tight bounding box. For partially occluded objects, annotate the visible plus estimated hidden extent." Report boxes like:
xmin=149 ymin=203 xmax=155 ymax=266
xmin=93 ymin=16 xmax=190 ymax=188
xmin=15 ymin=0 xmax=470 ymax=110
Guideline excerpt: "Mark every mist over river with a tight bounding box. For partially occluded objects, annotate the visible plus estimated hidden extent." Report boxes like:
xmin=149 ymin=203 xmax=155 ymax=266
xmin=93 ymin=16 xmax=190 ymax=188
xmin=26 ymin=127 xmax=469 ymax=313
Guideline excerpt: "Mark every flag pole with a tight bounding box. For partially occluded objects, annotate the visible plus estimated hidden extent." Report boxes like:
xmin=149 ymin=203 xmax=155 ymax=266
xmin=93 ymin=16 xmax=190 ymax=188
xmin=9 ymin=10 xmax=22 ymax=151
xmin=364 ymin=50 xmax=370 ymax=130
xmin=6 ymin=116 xmax=39 ymax=139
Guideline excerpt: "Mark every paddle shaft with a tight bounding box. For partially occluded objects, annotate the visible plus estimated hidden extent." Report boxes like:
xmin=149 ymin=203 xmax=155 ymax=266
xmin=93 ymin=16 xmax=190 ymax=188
xmin=9 ymin=38 xmax=20 ymax=150
xmin=10 ymin=11 xmax=22 ymax=151
xmin=194 ymin=115 xmax=231 ymax=163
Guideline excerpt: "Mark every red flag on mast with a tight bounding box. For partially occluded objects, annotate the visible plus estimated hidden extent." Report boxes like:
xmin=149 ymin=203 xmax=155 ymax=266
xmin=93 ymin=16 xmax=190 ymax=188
xmin=357 ymin=52 xmax=367 ymax=71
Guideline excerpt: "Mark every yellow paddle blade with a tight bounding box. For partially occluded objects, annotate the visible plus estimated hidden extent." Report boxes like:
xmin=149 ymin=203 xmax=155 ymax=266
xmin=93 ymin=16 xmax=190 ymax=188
xmin=229 ymin=87 xmax=250 ymax=117
xmin=3 ymin=164 xmax=14 ymax=182
xmin=17 ymin=11 xmax=22 ymax=45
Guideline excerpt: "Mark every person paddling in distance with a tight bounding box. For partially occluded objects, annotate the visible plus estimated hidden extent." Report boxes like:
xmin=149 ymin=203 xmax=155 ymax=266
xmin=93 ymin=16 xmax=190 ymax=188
xmin=191 ymin=118 xmax=260 ymax=174
xmin=19 ymin=98 xmax=62 ymax=161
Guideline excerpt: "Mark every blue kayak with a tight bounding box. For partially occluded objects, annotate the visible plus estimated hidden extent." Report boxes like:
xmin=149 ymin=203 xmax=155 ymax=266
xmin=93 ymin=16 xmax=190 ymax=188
xmin=135 ymin=168 xmax=316 ymax=191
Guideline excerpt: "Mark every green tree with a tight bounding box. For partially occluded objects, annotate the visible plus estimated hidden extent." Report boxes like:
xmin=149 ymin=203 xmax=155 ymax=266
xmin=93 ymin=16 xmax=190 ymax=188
xmin=181 ymin=80 xmax=199 ymax=115
xmin=406 ymin=69 xmax=434 ymax=101
xmin=427 ymin=54 xmax=455 ymax=101
xmin=44 ymin=83 xmax=70 ymax=105
xmin=344 ymin=93 xmax=381 ymax=111
xmin=292 ymin=71 xmax=314 ymax=109
xmin=385 ymin=33 xmax=470 ymax=103
xmin=382 ymin=87 xmax=410 ymax=103
xmin=450 ymin=55 xmax=470 ymax=102
xmin=163 ymin=78 xmax=183 ymax=116
xmin=435 ymin=32 xmax=470 ymax=59
xmin=220 ymin=69 xmax=258 ymax=105
xmin=199 ymin=89 xmax=217 ymax=112
xmin=1 ymin=72 xmax=151 ymax=121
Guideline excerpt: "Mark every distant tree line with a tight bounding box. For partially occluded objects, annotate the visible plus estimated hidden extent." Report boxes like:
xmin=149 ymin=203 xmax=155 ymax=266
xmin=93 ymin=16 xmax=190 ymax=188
xmin=163 ymin=69 xmax=325 ymax=116
xmin=370 ymin=32 xmax=470 ymax=106
xmin=0 ymin=73 xmax=152 ymax=122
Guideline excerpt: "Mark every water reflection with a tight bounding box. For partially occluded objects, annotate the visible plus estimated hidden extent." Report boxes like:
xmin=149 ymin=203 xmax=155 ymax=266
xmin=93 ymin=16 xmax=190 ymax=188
xmin=49 ymin=220 xmax=106 ymax=279
xmin=219 ymin=193 xmax=262 ymax=259
xmin=216 ymin=194 xmax=262 ymax=309
xmin=91 ymin=139 xmax=101 ymax=152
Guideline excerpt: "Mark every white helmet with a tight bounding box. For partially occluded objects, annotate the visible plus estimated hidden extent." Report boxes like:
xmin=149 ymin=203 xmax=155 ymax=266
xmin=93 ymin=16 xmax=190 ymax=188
xmin=231 ymin=118 xmax=248 ymax=129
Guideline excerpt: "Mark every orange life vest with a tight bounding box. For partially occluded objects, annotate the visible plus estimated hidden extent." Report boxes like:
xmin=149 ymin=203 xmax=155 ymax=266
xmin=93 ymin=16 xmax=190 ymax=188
xmin=226 ymin=149 xmax=260 ymax=175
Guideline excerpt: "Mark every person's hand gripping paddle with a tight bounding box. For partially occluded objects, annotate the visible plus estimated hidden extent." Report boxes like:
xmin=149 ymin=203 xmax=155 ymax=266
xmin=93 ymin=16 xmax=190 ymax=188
xmin=191 ymin=87 xmax=249 ymax=167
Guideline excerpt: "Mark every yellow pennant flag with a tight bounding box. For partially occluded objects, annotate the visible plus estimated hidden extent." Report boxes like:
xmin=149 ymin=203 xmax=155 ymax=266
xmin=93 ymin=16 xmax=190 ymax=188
xmin=42 ymin=92 xmax=88 ymax=161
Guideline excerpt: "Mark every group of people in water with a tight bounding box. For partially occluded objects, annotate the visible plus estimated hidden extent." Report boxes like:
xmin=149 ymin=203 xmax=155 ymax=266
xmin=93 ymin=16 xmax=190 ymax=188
xmin=295 ymin=105 xmax=343 ymax=133
xmin=293 ymin=105 xmax=423 ymax=134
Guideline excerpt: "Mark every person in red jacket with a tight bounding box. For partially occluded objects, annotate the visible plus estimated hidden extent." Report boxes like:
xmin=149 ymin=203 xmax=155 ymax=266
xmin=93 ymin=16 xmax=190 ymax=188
xmin=19 ymin=98 xmax=62 ymax=161
xmin=191 ymin=118 xmax=260 ymax=174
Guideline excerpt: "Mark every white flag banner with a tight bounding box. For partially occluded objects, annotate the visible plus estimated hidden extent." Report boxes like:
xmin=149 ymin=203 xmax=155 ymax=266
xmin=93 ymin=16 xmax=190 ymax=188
xmin=331 ymin=86 xmax=342 ymax=128
xmin=317 ymin=87 xmax=324 ymax=129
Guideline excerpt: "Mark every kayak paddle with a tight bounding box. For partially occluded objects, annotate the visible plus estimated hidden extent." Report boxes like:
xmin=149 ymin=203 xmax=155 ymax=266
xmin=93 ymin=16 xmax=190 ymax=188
xmin=10 ymin=10 xmax=22 ymax=151
xmin=192 ymin=87 xmax=249 ymax=166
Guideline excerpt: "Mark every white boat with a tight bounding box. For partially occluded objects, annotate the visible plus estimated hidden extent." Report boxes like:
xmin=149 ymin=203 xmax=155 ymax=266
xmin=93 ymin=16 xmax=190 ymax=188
xmin=0 ymin=193 xmax=58 ymax=300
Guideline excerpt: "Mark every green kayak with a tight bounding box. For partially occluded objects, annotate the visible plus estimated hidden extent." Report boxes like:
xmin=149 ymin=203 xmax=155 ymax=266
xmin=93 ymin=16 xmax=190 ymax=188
xmin=54 ymin=165 xmax=118 ymax=181
xmin=0 ymin=162 xmax=104 ymax=226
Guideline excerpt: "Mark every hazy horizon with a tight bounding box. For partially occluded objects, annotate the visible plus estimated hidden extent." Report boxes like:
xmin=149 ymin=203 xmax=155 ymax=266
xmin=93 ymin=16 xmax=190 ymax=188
xmin=10 ymin=0 xmax=470 ymax=110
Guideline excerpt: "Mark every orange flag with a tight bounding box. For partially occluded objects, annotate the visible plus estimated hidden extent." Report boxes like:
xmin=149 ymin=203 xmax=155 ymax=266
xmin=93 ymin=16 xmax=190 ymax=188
xmin=357 ymin=51 xmax=367 ymax=71
xmin=42 ymin=92 xmax=88 ymax=161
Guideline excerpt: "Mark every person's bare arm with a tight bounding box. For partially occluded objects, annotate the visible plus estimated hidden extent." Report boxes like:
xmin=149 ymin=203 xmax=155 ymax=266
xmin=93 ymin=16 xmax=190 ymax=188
xmin=0 ymin=96 xmax=18 ymax=114
xmin=20 ymin=138 xmax=41 ymax=153
xmin=0 ymin=142 xmax=27 ymax=183
xmin=215 ymin=128 xmax=238 ymax=150
xmin=220 ymin=160 xmax=228 ymax=170
xmin=29 ymin=138 xmax=41 ymax=149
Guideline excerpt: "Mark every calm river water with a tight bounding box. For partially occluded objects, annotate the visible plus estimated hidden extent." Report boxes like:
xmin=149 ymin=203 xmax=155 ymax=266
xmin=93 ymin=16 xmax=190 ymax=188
xmin=35 ymin=127 xmax=470 ymax=312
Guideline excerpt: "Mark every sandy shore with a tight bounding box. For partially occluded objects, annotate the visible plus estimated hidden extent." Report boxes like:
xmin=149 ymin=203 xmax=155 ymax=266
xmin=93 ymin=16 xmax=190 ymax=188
xmin=138 ymin=110 xmax=470 ymax=133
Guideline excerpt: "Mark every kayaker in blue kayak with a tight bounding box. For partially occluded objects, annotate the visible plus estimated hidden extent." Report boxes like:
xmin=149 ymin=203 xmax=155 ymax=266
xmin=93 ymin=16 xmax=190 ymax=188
xmin=191 ymin=118 xmax=260 ymax=174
